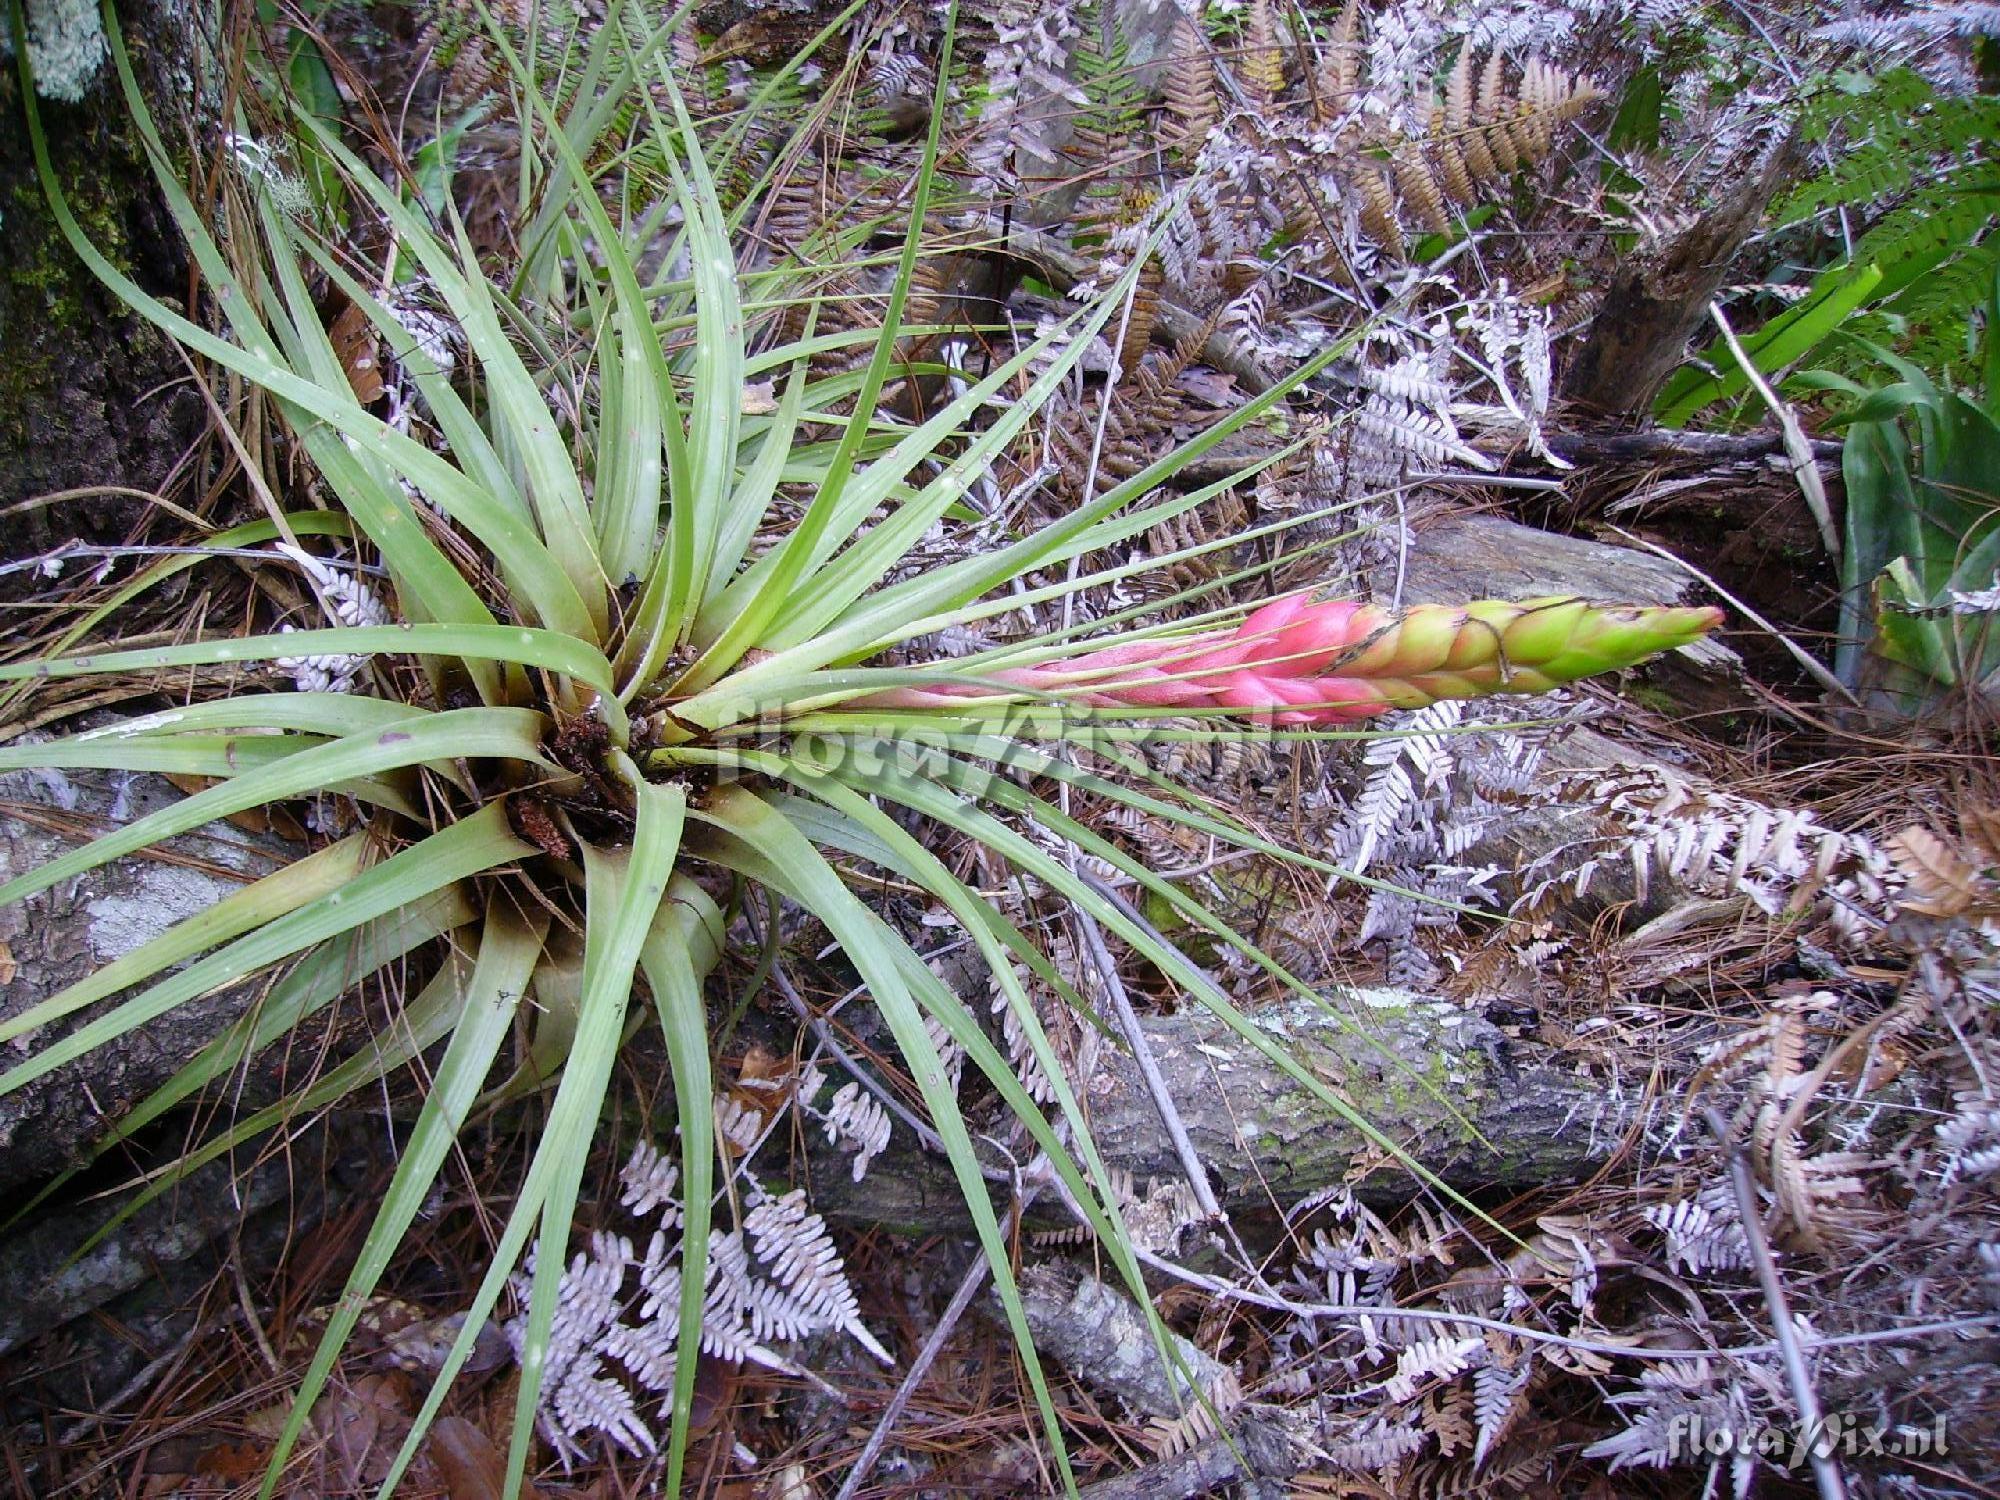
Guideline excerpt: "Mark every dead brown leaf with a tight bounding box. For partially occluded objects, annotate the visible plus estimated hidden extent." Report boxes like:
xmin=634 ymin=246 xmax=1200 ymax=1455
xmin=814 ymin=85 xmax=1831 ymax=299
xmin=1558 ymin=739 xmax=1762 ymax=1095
xmin=328 ymin=298 xmax=385 ymax=404
xmin=1963 ymin=804 xmax=2000 ymax=863
xmin=1890 ymin=825 xmax=1982 ymax=917
xmin=428 ymin=1414 xmax=544 ymax=1500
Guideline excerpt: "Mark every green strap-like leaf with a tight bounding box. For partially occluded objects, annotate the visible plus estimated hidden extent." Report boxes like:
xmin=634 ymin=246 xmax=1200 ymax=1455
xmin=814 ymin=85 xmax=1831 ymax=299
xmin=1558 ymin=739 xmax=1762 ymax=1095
xmin=0 ymin=835 xmax=368 ymax=1049
xmin=821 ymin=743 xmax=1500 ymax=1215
xmin=0 ymin=802 xmax=529 ymax=1102
xmin=264 ymin=905 xmax=545 ymax=1500
xmin=638 ymin=871 xmax=725 ymax=1494
xmin=0 ymin=707 xmax=550 ymax=908
xmin=19 ymin=21 xmax=500 ymax=642
xmin=691 ymin=780 xmax=1081 ymax=1494
xmin=377 ymin=772 xmax=685 ymax=1500
xmin=10 ymin=692 xmax=428 ymax=743
xmin=88 ymin=884 xmax=477 ymax=1161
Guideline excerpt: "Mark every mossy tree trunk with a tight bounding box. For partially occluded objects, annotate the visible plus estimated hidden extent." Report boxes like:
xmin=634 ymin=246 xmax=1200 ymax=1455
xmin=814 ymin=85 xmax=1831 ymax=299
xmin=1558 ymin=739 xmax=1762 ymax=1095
xmin=0 ymin=0 xmax=203 ymax=538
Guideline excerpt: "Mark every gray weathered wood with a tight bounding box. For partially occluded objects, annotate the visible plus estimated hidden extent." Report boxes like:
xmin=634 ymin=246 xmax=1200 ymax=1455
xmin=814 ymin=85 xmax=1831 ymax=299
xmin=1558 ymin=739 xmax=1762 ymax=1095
xmin=0 ymin=765 xmax=295 ymax=1191
xmin=806 ymin=996 xmax=1640 ymax=1232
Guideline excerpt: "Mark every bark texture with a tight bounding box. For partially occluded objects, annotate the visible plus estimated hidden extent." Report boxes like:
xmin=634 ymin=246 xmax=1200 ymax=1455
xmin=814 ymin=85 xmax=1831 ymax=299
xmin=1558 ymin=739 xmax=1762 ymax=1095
xmin=0 ymin=764 xmax=295 ymax=1191
xmin=807 ymin=996 xmax=1642 ymax=1232
xmin=1560 ymin=139 xmax=1801 ymax=417
xmin=0 ymin=2 xmax=204 ymax=524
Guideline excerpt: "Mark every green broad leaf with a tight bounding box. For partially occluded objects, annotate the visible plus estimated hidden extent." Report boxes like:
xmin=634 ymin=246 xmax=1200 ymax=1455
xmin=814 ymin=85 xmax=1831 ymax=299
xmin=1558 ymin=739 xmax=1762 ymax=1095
xmin=1839 ymin=417 xmax=1919 ymax=686
xmin=691 ymin=776 xmax=1081 ymax=1495
xmin=0 ymin=707 xmax=550 ymax=908
xmin=1607 ymin=65 xmax=1662 ymax=152
xmin=0 ymin=835 xmax=368 ymax=1050
xmin=0 ymin=802 xmax=529 ymax=1103
xmin=637 ymin=870 xmax=726 ymax=1494
xmin=285 ymin=225 xmax=533 ymax=531
xmin=378 ymin=770 xmax=685 ymax=1500
xmin=607 ymin=110 xmax=739 ymax=680
xmin=651 ymin=72 xmax=745 ymax=632
xmin=264 ymin=905 xmax=545 ymax=1500
xmin=723 ymin=7 xmax=962 ymax=643
xmin=463 ymin=13 xmax=696 ymax=673
xmin=1657 ymin=263 xmax=1885 ymax=426
xmin=741 ymin=284 xmax=1133 ymax=652
xmin=840 ymin=461 xmax=1328 ymax=668
xmin=591 ymin=283 xmax=668 ymax=588
xmin=280 ymin=109 xmax=608 ymax=641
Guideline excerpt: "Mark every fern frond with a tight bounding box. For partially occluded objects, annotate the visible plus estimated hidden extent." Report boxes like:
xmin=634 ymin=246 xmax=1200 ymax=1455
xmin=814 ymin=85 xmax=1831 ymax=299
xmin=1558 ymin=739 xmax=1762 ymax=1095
xmin=1316 ymin=0 xmax=1363 ymax=120
xmin=1166 ymin=15 xmax=1219 ymax=158
xmin=1240 ymin=0 xmax=1288 ymax=106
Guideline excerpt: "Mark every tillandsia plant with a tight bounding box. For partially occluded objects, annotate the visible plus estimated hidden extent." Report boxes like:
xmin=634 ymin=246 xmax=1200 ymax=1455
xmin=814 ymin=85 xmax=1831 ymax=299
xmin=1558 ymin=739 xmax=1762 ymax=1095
xmin=2 ymin=2 xmax=1720 ymax=1496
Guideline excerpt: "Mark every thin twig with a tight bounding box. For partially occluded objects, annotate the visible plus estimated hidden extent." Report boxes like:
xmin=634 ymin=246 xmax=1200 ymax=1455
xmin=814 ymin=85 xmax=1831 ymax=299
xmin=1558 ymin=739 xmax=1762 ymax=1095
xmin=1703 ymin=1106 xmax=1848 ymax=1500
xmin=1708 ymin=301 xmax=1840 ymax=560
xmin=1604 ymin=522 xmax=1863 ymax=708
xmin=833 ymin=1255 xmax=991 ymax=1500
xmin=1072 ymin=885 xmax=1224 ymax=1224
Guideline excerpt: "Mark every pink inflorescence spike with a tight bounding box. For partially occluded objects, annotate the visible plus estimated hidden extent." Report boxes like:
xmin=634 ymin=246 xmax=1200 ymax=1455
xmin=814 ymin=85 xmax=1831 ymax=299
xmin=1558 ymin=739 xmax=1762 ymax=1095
xmin=864 ymin=595 xmax=1723 ymax=725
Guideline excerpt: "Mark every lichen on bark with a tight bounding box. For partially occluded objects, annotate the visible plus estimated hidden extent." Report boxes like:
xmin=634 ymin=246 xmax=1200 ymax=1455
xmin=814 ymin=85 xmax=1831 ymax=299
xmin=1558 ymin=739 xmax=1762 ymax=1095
xmin=0 ymin=0 xmax=201 ymax=531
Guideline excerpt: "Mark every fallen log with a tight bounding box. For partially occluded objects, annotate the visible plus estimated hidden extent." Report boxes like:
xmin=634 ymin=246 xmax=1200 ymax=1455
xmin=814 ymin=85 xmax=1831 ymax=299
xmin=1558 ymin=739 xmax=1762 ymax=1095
xmin=805 ymin=994 xmax=1642 ymax=1232
xmin=0 ymin=764 xmax=299 ymax=1192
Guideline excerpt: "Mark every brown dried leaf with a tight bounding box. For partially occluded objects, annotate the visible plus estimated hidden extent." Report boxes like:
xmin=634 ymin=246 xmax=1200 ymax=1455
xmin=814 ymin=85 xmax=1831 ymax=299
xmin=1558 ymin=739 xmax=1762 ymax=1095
xmin=427 ymin=1414 xmax=553 ymax=1500
xmin=1890 ymin=826 xmax=1980 ymax=917
xmin=1963 ymin=805 xmax=2000 ymax=863
xmin=328 ymin=299 xmax=384 ymax=405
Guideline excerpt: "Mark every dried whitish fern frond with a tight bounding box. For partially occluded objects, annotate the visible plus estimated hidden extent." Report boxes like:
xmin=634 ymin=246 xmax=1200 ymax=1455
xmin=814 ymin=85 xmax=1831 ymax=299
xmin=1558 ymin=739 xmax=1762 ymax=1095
xmin=1584 ymin=1355 xmax=1783 ymax=1495
xmin=1319 ymin=1412 xmax=1430 ymax=1472
xmin=744 ymin=1189 xmax=894 ymax=1362
xmin=820 ymin=1080 xmax=893 ymax=1182
xmin=1385 ymin=1334 xmax=1486 ymax=1402
xmin=1470 ymin=1352 xmax=1535 ymax=1469
xmin=619 ymin=1139 xmax=683 ymax=1223
xmin=511 ymin=1127 xmax=891 ymax=1463
xmin=1643 ymin=1183 xmax=1752 ymax=1275
xmin=1515 ymin=765 xmax=1898 ymax=944
xmin=1937 ymin=1088 xmax=2000 ymax=1185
